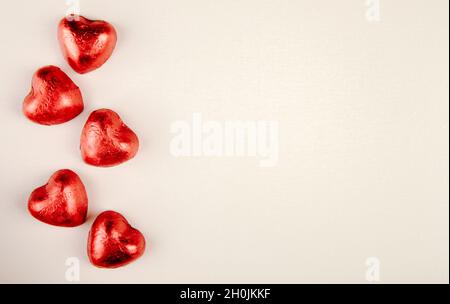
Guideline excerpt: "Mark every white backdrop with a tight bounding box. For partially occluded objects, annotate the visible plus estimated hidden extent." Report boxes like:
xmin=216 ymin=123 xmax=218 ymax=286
xmin=0 ymin=0 xmax=448 ymax=283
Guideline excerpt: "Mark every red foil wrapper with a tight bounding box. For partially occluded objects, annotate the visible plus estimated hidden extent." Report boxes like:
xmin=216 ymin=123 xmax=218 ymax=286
xmin=28 ymin=169 xmax=88 ymax=227
xmin=80 ymin=109 xmax=139 ymax=167
xmin=88 ymin=211 xmax=146 ymax=268
xmin=23 ymin=66 xmax=84 ymax=125
xmin=58 ymin=15 xmax=117 ymax=74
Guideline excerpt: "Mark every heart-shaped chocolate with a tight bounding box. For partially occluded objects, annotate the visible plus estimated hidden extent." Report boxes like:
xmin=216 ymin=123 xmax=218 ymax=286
xmin=80 ymin=109 xmax=139 ymax=167
xmin=58 ymin=15 xmax=117 ymax=74
xmin=28 ymin=169 xmax=88 ymax=227
xmin=23 ymin=65 xmax=84 ymax=125
xmin=88 ymin=211 xmax=146 ymax=268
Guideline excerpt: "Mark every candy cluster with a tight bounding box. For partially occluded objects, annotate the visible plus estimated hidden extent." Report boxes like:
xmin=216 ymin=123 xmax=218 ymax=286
xmin=24 ymin=15 xmax=146 ymax=269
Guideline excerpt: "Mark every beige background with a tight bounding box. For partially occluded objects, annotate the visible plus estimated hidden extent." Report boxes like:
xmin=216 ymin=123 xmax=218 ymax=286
xmin=0 ymin=0 xmax=448 ymax=283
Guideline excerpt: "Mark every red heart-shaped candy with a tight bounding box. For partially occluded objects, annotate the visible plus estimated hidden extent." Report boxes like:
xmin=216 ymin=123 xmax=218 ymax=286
xmin=80 ymin=109 xmax=139 ymax=167
xmin=58 ymin=15 xmax=117 ymax=74
xmin=23 ymin=66 xmax=84 ymax=125
xmin=88 ymin=211 xmax=146 ymax=268
xmin=28 ymin=169 xmax=88 ymax=227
